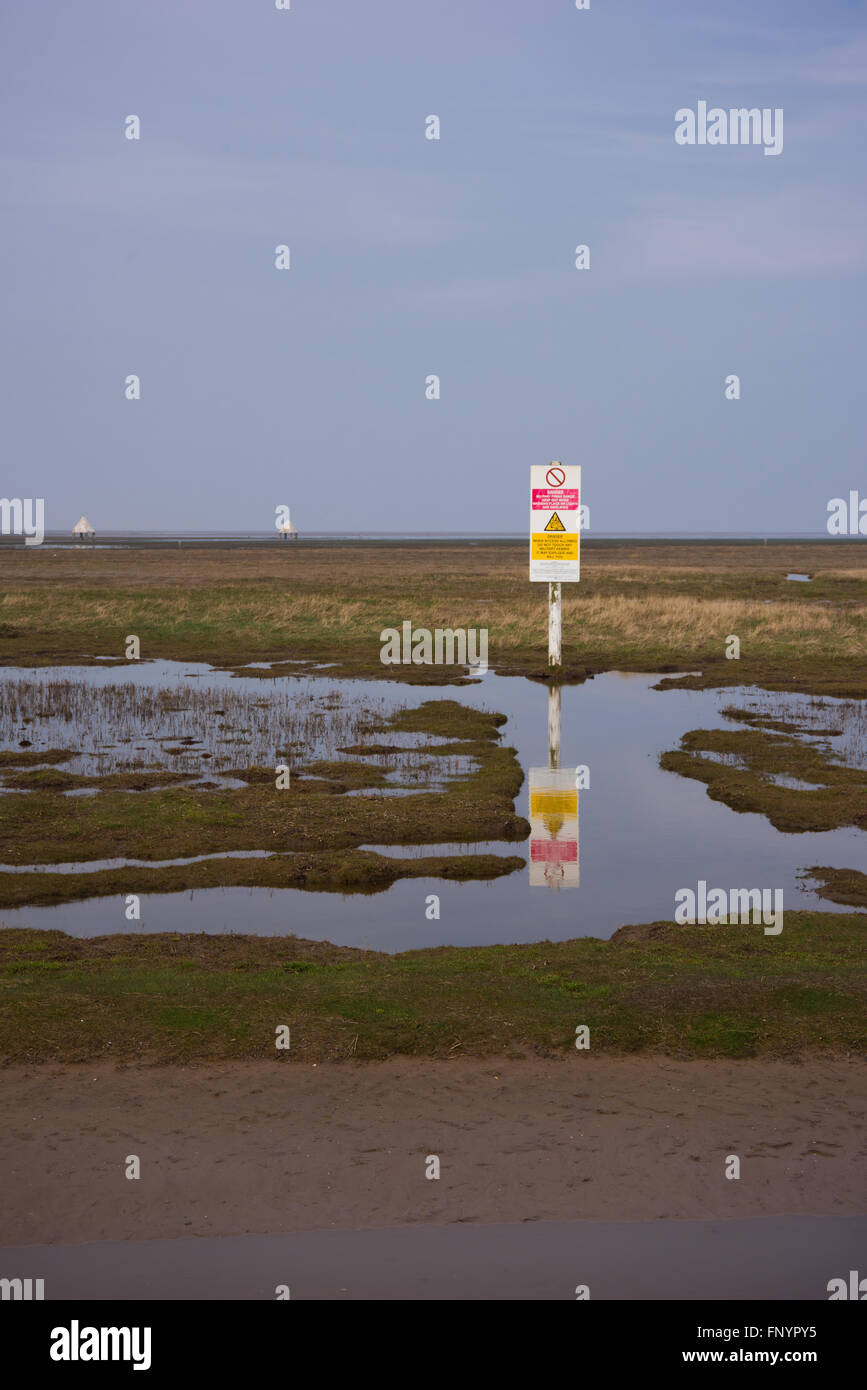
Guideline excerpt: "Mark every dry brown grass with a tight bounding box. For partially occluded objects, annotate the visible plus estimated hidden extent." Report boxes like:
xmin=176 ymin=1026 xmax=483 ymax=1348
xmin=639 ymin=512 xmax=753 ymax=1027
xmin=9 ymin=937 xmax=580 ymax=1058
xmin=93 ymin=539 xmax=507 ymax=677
xmin=1 ymin=540 xmax=866 ymax=687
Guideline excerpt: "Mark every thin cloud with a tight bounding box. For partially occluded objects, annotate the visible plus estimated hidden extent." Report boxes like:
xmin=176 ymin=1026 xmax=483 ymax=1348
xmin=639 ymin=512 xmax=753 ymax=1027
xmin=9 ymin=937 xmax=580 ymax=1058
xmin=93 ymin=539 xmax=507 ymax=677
xmin=622 ymin=190 xmax=867 ymax=277
xmin=691 ymin=32 xmax=867 ymax=88
xmin=0 ymin=146 xmax=477 ymax=248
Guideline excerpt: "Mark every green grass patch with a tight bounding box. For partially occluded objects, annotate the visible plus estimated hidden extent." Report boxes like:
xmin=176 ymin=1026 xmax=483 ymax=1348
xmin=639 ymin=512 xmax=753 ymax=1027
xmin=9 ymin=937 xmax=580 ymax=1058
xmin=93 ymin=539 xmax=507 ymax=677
xmin=0 ymin=910 xmax=863 ymax=1064
xmin=660 ymin=727 xmax=867 ymax=831
xmin=0 ymin=701 xmax=529 ymax=902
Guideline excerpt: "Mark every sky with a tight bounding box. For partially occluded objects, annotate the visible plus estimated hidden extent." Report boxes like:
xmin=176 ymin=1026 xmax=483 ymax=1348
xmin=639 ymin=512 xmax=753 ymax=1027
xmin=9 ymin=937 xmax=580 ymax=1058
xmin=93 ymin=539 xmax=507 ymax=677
xmin=1 ymin=0 xmax=865 ymax=534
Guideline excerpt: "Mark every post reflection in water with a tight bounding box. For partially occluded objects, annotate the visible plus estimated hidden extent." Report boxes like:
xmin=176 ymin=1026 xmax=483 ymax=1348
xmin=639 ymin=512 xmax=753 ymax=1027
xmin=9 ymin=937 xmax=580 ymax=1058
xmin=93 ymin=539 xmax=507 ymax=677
xmin=528 ymin=684 xmax=579 ymax=889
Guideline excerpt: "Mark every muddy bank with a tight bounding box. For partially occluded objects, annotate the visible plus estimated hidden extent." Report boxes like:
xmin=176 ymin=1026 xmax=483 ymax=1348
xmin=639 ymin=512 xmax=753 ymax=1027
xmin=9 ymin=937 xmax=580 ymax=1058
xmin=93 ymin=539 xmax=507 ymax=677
xmin=802 ymin=867 xmax=867 ymax=908
xmin=1 ymin=1057 xmax=864 ymax=1246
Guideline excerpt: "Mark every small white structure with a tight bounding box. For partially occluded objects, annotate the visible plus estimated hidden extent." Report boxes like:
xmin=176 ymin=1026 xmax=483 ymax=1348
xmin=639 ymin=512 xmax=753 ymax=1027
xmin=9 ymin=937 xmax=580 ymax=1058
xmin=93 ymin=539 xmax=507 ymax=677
xmin=72 ymin=515 xmax=95 ymax=540
xmin=278 ymin=519 xmax=299 ymax=541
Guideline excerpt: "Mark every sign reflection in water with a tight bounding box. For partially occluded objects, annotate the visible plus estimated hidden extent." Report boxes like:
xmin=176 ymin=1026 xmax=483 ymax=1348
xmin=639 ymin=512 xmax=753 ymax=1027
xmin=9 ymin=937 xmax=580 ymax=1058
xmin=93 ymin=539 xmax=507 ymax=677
xmin=529 ymin=685 xmax=579 ymax=889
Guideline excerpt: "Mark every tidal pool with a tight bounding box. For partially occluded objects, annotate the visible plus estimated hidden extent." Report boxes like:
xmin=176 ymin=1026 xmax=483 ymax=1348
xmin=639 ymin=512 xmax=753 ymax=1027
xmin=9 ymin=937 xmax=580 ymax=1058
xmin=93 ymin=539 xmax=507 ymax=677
xmin=0 ymin=664 xmax=864 ymax=949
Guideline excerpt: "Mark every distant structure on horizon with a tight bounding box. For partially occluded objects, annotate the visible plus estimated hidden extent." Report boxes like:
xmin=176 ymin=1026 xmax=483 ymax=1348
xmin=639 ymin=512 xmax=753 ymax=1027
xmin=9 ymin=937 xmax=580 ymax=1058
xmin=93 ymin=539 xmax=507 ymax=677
xmin=73 ymin=515 xmax=95 ymax=540
xmin=278 ymin=518 xmax=299 ymax=541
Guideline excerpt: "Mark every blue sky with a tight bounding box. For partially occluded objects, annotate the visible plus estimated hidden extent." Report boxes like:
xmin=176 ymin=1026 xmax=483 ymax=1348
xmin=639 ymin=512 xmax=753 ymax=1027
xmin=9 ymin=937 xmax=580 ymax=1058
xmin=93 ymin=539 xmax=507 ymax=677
xmin=1 ymin=0 xmax=865 ymax=532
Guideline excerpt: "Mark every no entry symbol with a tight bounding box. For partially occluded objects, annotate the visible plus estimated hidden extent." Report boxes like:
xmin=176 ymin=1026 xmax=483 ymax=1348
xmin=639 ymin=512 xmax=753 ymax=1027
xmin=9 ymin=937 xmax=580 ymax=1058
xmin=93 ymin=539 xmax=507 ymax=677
xmin=546 ymin=466 xmax=566 ymax=487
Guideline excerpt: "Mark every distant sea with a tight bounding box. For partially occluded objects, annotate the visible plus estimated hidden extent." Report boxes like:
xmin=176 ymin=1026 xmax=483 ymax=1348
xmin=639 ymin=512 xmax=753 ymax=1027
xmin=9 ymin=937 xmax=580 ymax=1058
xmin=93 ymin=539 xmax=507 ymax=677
xmin=1 ymin=531 xmax=856 ymax=551
xmin=19 ymin=530 xmax=848 ymax=542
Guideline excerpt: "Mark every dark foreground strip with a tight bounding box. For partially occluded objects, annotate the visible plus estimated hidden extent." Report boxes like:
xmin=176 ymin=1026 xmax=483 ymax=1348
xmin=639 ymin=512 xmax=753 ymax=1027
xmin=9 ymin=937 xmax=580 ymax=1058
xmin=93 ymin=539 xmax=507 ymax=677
xmin=4 ymin=1299 xmax=863 ymax=1375
xmin=2 ymin=1216 xmax=864 ymax=1371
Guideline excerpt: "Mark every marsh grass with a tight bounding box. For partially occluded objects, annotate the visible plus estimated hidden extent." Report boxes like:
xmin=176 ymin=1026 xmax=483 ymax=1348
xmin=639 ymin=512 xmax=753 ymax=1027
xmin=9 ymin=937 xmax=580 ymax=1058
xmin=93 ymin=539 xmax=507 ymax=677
xmin=0 ymin=676 xmax=396 ymax=776
xmin=2 ymin=541 xmax=867 ymax=689
xmin=0 ymin=701 xmax=528 ymax=902
xmin=0 ymin=675 xmax=480 ymax=799
xmin=661 ymin=722 xmax=867 ymax=831
xmin=722 ymin=693 xmax=867 ymax=768
xmin=1 ymin=910 xmax=863 ymax=1062
xmin=4 ymin=586 xmax=861 ymax=656
xmin=801 ymin=867 xmax=867 ymax=908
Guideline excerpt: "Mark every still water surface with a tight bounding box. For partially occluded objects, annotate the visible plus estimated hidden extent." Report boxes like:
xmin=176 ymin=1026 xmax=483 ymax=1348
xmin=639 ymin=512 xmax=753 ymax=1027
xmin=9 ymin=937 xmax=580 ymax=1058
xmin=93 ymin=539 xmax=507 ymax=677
xmin=0 ymin=663 xmax=863 ymax=949
xmin=3 ymin=1213 xmax=860 ymax=1300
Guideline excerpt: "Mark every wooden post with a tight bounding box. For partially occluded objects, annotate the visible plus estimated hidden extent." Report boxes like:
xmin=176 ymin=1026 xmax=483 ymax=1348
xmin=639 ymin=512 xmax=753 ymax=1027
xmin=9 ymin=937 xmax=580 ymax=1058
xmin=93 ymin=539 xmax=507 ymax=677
xmin=548 ymin=581 xmax=562 ymax=669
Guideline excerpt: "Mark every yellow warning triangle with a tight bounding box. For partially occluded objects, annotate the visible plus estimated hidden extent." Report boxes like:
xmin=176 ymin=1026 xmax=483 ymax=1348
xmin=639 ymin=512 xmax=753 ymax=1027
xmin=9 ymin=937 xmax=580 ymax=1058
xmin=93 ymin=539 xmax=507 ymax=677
xmin=544 ymin=512 xmax=566 ymax=532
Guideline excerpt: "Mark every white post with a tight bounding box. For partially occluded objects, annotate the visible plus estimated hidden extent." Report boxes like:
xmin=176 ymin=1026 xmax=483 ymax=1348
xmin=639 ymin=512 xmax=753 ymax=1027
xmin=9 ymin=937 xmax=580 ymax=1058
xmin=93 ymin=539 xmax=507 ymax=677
xmin=548 ymin=581 xmax=562 ymax=668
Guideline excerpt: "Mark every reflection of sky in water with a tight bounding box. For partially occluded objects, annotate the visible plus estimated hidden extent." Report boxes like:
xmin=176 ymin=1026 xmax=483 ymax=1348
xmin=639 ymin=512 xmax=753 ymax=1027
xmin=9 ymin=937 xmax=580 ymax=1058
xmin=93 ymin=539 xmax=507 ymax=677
xmin=0 ymin=666 xmax=864 ymax=949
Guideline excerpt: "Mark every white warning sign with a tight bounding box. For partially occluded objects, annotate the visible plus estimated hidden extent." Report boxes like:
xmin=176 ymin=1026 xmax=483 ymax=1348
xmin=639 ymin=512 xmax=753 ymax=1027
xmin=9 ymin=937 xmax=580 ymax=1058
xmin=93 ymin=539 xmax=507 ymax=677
xmin=530 ymin=463 xmax=581 ymax=583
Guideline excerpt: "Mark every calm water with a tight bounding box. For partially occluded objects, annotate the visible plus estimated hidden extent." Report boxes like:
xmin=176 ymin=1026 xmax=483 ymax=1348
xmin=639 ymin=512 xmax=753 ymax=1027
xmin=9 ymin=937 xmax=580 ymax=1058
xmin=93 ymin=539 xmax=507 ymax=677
xmin=3 ymin=1214 xmax=861 ymax=1299
xmin=0 ymin=663 xmax=863 ymax=949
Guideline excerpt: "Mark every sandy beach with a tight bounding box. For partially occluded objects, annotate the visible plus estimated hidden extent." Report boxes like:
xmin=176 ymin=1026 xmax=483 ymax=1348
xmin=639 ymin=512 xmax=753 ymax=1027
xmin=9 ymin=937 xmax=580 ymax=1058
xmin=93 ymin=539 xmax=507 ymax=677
xmin=1 ymin=1056 xmax=864 ymax=1247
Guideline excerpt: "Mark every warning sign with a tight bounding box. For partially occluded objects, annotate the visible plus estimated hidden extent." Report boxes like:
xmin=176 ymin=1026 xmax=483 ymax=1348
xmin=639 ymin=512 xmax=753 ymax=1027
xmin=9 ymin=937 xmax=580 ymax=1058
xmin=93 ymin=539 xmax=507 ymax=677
xmin=528 ymin=767 xmax=579 ymax=888
xmin=532 ymin=534 xmax=578 ymax=560
xmin=530 ymin=462 xmax=581 ymax=583
xmin=532 ymin=489 xmax=579 ymax=510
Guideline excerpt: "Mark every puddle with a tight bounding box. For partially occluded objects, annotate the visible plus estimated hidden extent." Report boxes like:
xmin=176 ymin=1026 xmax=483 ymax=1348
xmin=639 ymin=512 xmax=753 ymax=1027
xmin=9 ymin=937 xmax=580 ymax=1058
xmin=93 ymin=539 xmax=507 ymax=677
xmin=682 ymin=754 xmax=831 ymax=791
xmin=0 ymin=850 xmax=279 ymax=875
xmin=769 ymin=775 xmax=828 ymax=791
xmin=0 ymin=662 xmax=453 ymax=790
xmin=3 ymin=1214 xmax=862 ymax=1301
xmin=358 ymin=841 xmax=517 ymax=859
xmin=723 ymin=692 xmax=864 ymax=766
xmin=786 ymin=573 xmax=812 ymax=582
xmin=0 ymin=665 xmax=864 ymax=948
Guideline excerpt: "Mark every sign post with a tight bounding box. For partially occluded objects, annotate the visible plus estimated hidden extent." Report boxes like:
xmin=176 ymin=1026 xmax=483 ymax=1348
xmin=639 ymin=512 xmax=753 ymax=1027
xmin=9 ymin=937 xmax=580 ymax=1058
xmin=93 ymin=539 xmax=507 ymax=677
xmin=548 ymin=684 xmax=561 ymax=769
xmin=528 ymin=464 xmax=581 ymax=888
xmin=529 ymin=462 xmax=581 ymax=669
